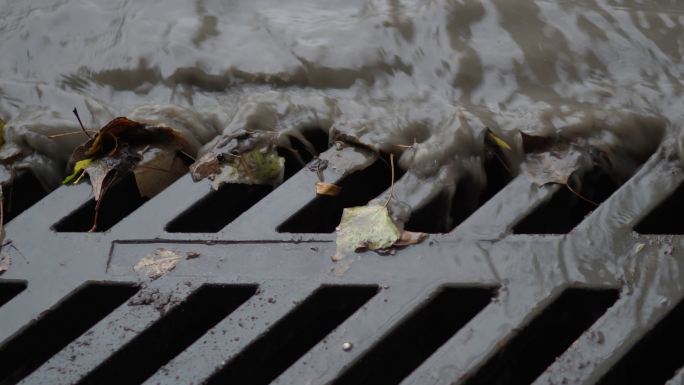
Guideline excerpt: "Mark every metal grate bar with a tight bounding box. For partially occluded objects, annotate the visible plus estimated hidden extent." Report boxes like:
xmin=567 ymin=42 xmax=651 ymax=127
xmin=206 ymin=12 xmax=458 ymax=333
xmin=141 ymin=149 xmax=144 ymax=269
xmin=140 ymin=280 xmax=319 ymax=385
xmin=274 ymin=282 xmax=438 ymax=385
xmin=666 ymin=367 xmax=684 ymax=385
xmin=399 ymin=285 xmax=557 ymax=385
xmin=20 ymin=281 xmax=195 ymax=385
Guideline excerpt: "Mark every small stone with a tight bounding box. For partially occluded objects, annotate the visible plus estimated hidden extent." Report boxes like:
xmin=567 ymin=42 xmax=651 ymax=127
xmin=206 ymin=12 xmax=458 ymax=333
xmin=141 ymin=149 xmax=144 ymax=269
xmin=342 ymin=342 xmax=353 ymax=351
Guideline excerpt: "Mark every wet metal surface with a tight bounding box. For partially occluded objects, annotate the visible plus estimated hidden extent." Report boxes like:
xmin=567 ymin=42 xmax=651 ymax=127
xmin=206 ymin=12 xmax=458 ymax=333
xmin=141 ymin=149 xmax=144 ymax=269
xmin=0 ymin=143 xmax=683 ymax=384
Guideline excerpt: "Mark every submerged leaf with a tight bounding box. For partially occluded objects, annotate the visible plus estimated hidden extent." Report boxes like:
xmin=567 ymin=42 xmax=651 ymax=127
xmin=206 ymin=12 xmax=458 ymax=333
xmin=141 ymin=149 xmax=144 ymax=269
xmin=335 ymin=205 xmax=401 ymax=260
xmin=133 ymin=248 xmax=182 ymax=280
xmin=210 ymin=148 xmax=284 ymax=190
xmin=521 ymin=146 xmax=592 ymax=186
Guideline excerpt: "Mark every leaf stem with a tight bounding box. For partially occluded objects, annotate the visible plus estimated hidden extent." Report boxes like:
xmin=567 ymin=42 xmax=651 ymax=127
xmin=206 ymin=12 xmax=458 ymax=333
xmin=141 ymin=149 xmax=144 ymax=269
xmin=72 ymin=108 xmax=94 ymax=139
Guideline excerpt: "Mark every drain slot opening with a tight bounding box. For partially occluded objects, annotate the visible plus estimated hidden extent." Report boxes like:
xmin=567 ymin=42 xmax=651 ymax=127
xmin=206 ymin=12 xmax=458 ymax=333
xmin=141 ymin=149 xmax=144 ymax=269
xmin=333 ymin=286 xmax=494 ymax=385
xmin=167 ymin=129 xmax=329 ymax=233
xmin=597 ymin=294 xmax=684 ymax=385
xmin=76 ymin=284 xmax=256 ymax=385
xmin=634 ymin=182 xmax=684 ymax=234
xmin=0 ymin=282 xmax=138 ymax=385
xmin=0 ymin=280 xmax=27 ymax=309
xmin=52 ymin=173 xmax=149 ymax=232
xmin=3 ymin=172 xmax=48 ymax=224
xmin=278 ymin=154 xmax=403 ymax=233
xmin=463 ymin=288 xmax=618 ymax=385
xmin=206 ymin=285 xmax=378 ymax=385
xmin=513 ymin=168 xmax=619 ymax=234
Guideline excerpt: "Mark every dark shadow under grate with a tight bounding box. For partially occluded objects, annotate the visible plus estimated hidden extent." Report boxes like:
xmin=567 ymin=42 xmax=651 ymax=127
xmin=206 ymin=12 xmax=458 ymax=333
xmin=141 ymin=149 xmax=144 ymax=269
xmin=278 ymin=154 xmax=402 ymax=233
xmin=52 ymin=173 xmax=149 ymax=232
xmin=462 ymin=288 xmax=618 ymax=385
xmin=634 ymin=181 xmax=684 ymax=234
xmin=77 ymin=284 xmax=256 ymax=385
xmin=332 ymin=286 xmax=494 ymax=385
xmin=205 ymin=285 xmax=378 ymax=385
xmin=4 ymin=171 xmax=48 ymax=224
xmin=597 ymin=293 xmax=684 ymax=385
xmin=0 ymin=282 xmax=138 ymax=385
xmin=0 ymin=280 xmax=27 ymax=309
xmin=513 ymin=168 xmax=619 ymax=234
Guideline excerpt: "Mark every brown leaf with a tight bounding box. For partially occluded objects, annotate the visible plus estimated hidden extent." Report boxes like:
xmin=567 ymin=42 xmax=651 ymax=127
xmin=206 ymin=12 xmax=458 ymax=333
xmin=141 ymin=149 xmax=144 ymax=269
xmin=134 ymin=147 xmax=186 ymax=198
xmin=316 ymin=182 xmax=341 ymax=196
xmin=394 ymin=230 xmax=428 ymax=247
xmin=189 ymin=152 xmax=220 ymax=182
xmin=0 ymin=254 xmax=9 ymax=275
xmin=186 ymin=251 xmax=201 ymax=259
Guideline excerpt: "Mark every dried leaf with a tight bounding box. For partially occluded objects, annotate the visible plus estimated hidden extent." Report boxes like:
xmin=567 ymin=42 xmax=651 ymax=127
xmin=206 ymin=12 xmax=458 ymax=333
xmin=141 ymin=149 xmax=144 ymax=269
xmin=211 ymin=148 xmax=284 ymax=190
xmin=316 ymin=182 xmax=341 ymax=196
xmin=486 ymin=129 xmax=511 ymax=151
xmin=0 ymin=254 xmax=9 ymax=275
xmin=335 ymin=205 xmax=401 ymax=259
xmin=186 ymin=251 xmax=200 ymax=259
xmin=133 ymin=248 xmax=182 ymax=280
xmin=394 ymin=230 xmax=428 ymax=247
xmin=189 ymin=152 xmax=220 ymax=182
xmin=134 ymin=147 xmax=186 ymax=198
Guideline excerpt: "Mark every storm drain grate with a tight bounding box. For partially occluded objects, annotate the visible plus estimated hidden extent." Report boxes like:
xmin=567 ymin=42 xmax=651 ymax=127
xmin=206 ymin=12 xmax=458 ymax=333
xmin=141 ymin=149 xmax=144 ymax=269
xmin=1 ymin=144 xmax=683 ymax=385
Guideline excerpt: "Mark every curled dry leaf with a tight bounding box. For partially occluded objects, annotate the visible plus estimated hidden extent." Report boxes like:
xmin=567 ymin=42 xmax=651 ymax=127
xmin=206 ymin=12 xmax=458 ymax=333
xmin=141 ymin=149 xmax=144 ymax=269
xmin=316 ymin=182 xmax=341 ymax=196
xmin=134 ymin=146 xmax=187 ymax=198
xmin=394 ymin=230 xmax=428 ymax=247
xmin=133 ymin=248 xmax=183 ymax=280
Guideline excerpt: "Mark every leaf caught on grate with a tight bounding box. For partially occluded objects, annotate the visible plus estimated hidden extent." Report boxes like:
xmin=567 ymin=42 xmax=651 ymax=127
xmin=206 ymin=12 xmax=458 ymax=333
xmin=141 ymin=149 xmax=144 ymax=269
xmin=133 ymin=248 xmax=183 ymax=280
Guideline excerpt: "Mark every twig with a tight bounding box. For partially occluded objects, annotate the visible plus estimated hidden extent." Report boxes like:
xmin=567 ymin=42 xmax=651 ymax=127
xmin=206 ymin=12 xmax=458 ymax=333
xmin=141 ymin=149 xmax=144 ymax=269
xmin=48 ymin=130 xmax=98 ymax=139
xmin=72 ymin=107 xmax=94 ymax=139
xmin=565 ymin=183 xmax=599 ymax=207
xmin=383 ymin=153 xmax=395 ymax=208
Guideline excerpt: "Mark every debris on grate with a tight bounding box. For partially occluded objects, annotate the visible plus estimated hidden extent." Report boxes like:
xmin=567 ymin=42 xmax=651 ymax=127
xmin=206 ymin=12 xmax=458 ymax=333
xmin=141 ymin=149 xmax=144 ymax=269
xmin=513 ymin=168 xmax=620 ymax=234
xmin=332 ymin=286 xmax=494 ymax=385
xmin=52 ymin=173 xmax=149 ymax=232
xmin=278 ymin=153 xmax=403 ymax=233
xmin=597 ymin=293 xmax=684 ymax=385
xmin=205 ymin=285 xmax=378 ymax=385
xmin=0 ymin=282 xmax=139 ymax=385
xmin=634 ymin=181 xmax=684 ymax=234
xmin=462 ymin=288 xmax=618 ymax=385
xmin=167 ymin=129 xmax=329 ymax=233
xmin=0 ymin=280 xmax=26 ymax=308
xmin=77 ymin=284 xmax=256 ymax=385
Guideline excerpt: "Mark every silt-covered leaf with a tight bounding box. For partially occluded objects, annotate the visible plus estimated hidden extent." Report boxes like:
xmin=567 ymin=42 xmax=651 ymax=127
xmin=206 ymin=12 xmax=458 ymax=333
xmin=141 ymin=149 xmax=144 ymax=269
xmin=210 ymin=148 xmax=284 ymax=190
xmin=133 ymin=248 xmax=182 ymax=280
xmin=334 ymin=205 xmax=401 ymax=260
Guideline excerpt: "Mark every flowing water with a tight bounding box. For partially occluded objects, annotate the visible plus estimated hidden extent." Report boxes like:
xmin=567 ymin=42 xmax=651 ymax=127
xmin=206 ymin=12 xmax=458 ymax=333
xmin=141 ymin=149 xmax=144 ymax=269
xmin=0 ymin=0 xmax=681 ymax=207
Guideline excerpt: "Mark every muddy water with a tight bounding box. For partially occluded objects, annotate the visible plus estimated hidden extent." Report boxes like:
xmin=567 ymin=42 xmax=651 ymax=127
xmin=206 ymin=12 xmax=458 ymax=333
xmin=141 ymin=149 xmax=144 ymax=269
xmin=0 ymin=0 xmax=681 ymax=204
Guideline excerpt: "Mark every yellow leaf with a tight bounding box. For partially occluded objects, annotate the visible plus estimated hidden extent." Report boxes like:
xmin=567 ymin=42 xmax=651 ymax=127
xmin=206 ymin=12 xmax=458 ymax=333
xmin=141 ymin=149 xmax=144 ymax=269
xmin=63 ymin=158 xmax=93 ymax=185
